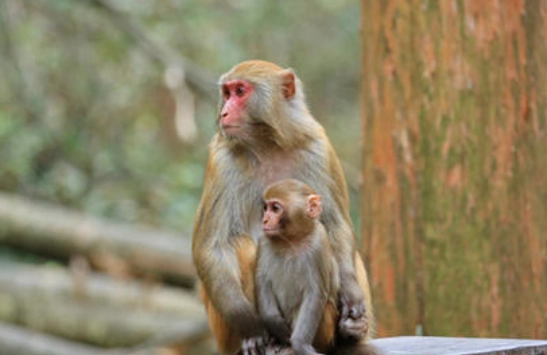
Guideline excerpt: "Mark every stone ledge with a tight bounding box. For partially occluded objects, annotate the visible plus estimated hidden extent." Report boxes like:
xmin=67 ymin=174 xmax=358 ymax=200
xmin=369 ymin=336 xmax=547 ymax=355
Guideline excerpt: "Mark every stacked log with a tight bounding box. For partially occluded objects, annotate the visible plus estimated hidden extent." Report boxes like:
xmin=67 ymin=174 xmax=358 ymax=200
xmin=0 ymin=193 xmax=211 ymax=354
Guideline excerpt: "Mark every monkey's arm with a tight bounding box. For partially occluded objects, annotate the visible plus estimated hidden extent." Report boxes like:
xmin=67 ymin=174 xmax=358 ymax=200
xmin=256 ymin=279 xmax=291 ymax=344
xmin=324 ymin=145 xmax=369 ymax=340
xmin=192 ymin=158 xmax=263 ymax=338
xmin=327 ymin=210 xmax=370 ymax=341
xmin=291 ymin=288 xmax=327 ymax=355
xmin=194 ymin=239 xmax=263 ymax=336
xmin=329 ymin=220 xmax=366 ymax=310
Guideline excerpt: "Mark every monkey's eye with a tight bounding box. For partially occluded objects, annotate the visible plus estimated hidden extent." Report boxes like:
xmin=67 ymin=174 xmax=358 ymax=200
xmin=222 ymin=86 xmax=230 ymax=100
xmin=263 ymin=203 xmax=267 ymax=212
xmin=272 ymin=203 xmax=282 ymax=213
xmin=235 ymin=85 xmax=245 ymax=97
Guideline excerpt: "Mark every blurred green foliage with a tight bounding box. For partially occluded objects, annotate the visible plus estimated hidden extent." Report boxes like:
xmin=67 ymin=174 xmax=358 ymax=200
xmin=0 ymin=0 xmax=361 ymax=235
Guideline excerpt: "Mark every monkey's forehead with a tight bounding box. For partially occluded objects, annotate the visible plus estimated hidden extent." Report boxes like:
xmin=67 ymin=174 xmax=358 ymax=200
xmin=230 ymin=60 xmax=285 ymax=74
xmin=219 ymin=60 xmax=291 ymax=83
xmin=264 ymin=179 xmax=316 ymax=195
xmin=262 ymin=197 xmax=285 ymax=205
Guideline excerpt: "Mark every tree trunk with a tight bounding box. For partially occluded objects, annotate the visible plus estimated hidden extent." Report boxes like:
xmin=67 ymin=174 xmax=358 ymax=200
xmin=361 ymin=0 xmax=547 ymax=338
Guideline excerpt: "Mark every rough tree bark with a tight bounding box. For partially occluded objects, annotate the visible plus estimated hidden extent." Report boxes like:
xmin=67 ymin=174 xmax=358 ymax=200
xmin=361 ymin=0 xmax=547 ymax=338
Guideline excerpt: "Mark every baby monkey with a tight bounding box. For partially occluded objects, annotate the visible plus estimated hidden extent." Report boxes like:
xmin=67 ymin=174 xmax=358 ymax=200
xmin=255 ymin=179 xmax=339 ymax=355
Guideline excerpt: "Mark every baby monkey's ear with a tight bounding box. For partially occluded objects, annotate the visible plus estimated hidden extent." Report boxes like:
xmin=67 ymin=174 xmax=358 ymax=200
xmin=306 ymin=194 xmax=322 ymax=219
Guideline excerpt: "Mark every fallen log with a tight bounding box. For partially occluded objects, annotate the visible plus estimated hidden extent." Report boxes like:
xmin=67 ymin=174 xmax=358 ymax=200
xmin=0 ymin=322 xmax=107 ymax=355
xmin=0 ymin=192 xmax=196 ymax=285
xmin=0 ymin=287 xmax=209 ymax=347
xmin=0 ymin=262 xmax=204 ymax=318
xmin=0 ymin=322 xmax=208 ymax=355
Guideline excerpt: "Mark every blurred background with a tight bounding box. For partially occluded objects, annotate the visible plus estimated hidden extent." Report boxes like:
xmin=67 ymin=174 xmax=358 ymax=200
xmin=0 ymin=0 xmax=546 ymax=354
xmin=0 ymin=0 xmax=362 ymax=234
xmin=0 ymin=0 xmax=361 ymax=353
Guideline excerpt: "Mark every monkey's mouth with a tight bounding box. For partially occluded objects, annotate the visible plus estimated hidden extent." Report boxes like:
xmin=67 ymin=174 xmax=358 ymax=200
xmin=263 ymin=229 xmax=281 ymax=238
xmin=221 ymin=124 xmax=241 ymax=135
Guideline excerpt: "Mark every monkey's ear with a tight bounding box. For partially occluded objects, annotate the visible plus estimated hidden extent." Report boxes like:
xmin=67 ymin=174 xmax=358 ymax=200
xmin=307 ymin=194 xmax=322 ymax=219
xmin=280 ymin=69 xmax=296 ymax=100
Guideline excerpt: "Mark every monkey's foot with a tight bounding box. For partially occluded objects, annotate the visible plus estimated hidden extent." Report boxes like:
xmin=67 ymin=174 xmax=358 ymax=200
xmin=263 ymin=345 xmax=294 ymax=355
xmin=242 ymin=336 xmax=266 ymax=355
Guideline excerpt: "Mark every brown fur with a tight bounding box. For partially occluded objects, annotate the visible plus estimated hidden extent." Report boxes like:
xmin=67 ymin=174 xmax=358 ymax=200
xmin=199 ymin=236 xmax=257 ymax=355
xmin=313 ymin=301 xmax=338 ymax=352
xmin=223 ymin=60 xmax=285 ymax=79
xmin=199 ymin=286 xmax=240 ymax=355
xmin=236 ymin=236 xmax=257 ymax=303
xmin=355 ymin=252 xmax=375 ymax=339
xmin=193 ymin=60 xmax=373 ymax=354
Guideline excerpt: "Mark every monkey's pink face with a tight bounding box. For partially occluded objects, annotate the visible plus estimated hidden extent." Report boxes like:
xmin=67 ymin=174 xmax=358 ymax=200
xmin=219 ymin=80 xmax=254 ymax=136
xmin=262 ymin=199 xmax=285 ymax=238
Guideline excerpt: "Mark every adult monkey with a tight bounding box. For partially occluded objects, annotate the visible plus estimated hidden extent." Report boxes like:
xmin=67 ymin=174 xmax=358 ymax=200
xmin=192 ymin=60 xmax=373 ymax=355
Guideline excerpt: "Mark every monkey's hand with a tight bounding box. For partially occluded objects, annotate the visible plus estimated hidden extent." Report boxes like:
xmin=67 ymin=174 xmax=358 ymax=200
xmin=338 ymin=287 xmax=369 ymax=341
xmin=263 ymin=316 xmax=291 ymax=345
